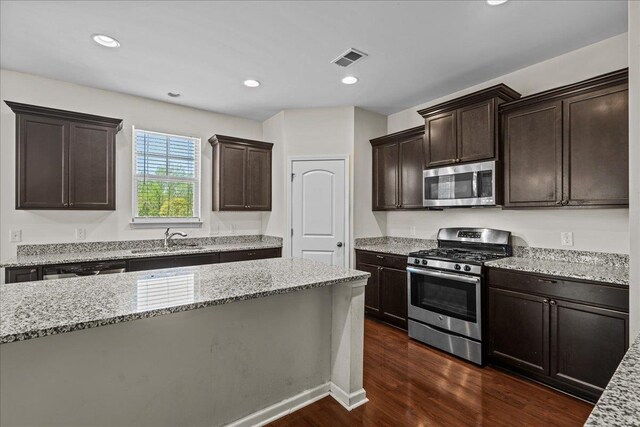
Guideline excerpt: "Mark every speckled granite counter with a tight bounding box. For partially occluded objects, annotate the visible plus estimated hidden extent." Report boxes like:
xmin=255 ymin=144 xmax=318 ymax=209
xmin=0 ymin=257 xmax=369 ymax=344
xmin=1 ymin=235 xmax=283 ymax=268
xmin=585 ymin=333 xmax=640 ymax=426
xmin=354 ymin=237 xmax=436 ymax=256
xmin=485 ymin=247 xmax=629 ymax=286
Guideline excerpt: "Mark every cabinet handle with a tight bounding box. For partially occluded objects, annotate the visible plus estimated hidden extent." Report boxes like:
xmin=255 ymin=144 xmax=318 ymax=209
xmin=543 ymin=299 xmax=549 ymax=304
xmin=64 ymin=203 xmax=69 ymax=207
xmin=538 ymin=278 xmax=557 ymax=284
xmin=549 ymin=300 xmax=557 ymax=305
xmin=30 ymin=269 xmax=37 ymax=273
xmin=562 ymin=200 xmax=569 ymax=206
xmin=555 ymin=201 xmax=563 ymax=206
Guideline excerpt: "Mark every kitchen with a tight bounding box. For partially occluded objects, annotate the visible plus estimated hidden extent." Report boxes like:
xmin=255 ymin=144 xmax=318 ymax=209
xmin=0 ymin=1 xmax=638 ymax=426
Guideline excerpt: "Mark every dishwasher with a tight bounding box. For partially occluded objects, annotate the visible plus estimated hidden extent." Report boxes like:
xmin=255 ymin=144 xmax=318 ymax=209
xmin=43 ymin=260 xmax=127 ymax=280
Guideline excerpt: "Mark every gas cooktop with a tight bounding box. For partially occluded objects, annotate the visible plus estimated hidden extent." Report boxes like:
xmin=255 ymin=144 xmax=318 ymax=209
xmin=408 ymin=248 xmax=507 ymax=264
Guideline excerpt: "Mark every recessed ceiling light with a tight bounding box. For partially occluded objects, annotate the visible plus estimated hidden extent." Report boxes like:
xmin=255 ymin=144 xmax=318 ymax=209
xmin=167 ymin=92 xmax=181 ymax=98
xmin=244 ymin=79 xmax=260 ymax=88
xmin=91 ymin=34 xmax=120 ymax=48
xmin=486 ymin=0 xmax=508 ymax=5
xmin=341 ymin=76 xmax=358 ymax=85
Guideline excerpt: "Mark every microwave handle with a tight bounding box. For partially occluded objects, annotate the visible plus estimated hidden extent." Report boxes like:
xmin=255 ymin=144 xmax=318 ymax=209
xmin=472 ymin=171 xmax=479 ymax=198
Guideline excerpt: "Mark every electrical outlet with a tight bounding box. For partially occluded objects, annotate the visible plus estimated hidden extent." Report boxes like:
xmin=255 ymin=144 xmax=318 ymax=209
xmin=560 ymin=232 xmax=574 ymax=247
xmin=10 ymin=230 xmax=22 ymax=243
xmin=410 ymin=226 xmax=416 ymax=236
xmin=75 ymin=228 xmax=86 ymax=241
xmin=230 ymin=224 xmax=237 ymax=235
xmin=210 ymin=224 xmax=219 ymax=235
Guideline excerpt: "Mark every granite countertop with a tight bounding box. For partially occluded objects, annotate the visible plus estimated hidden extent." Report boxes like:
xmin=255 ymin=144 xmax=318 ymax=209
xmin=485 ymin=258 xmax=629 ymax=286
xmin=585 ymin=333 xmax=640 ymax=426
xmin=1 ymin=235 xmax=283 ymax=268
xmin=0 ymin=257 xmax=370 ymax=344
xmin=354 ymin=237 xmax=437 ymax=257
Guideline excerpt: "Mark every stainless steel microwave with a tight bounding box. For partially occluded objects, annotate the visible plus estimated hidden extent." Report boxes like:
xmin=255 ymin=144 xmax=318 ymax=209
xmin=423 ymin=160 xmax=497 ymax=208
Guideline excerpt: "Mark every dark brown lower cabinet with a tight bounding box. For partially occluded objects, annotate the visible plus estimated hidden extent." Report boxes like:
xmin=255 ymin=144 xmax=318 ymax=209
xmin=487 ymin=268 xmax=629 ymax=402
xmin=218 ymin=248 xmax=281 ymax=263
xmin=5 ymin=248 xmax=283 ymax=282
xmin=356 ymin=250 xmax=408 ymax=330
xmin=128 ymin=253 xmax=220 ymax=272
xmin=488 ymin=288 xmax=550 ymax=376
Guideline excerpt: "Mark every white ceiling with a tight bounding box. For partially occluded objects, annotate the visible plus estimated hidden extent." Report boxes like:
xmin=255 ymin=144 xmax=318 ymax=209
xmin=0 ymin=1 xmax=628 ymax=121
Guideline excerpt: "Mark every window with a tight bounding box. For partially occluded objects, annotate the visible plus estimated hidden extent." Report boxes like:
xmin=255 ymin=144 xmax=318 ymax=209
xmin=132 ymin=127 xmax=201 ymax=224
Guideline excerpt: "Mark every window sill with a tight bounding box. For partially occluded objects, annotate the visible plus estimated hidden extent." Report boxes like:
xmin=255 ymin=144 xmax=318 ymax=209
xmin=130 ymin=219 xmax=203 ymax=229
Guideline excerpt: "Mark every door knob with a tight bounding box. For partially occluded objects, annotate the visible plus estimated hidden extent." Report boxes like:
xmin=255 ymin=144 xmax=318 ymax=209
xmin=337 ymin=242 xmax=343 ymax=247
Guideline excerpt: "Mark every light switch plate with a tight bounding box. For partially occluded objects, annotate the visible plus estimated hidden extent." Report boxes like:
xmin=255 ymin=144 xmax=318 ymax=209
xmin=560 ymin=232 xmax=574 ymax=247
xmin=10 ymin=230 xmax=22 ymax=243
xmin=75 ymin=228 xmax=86 ymax=241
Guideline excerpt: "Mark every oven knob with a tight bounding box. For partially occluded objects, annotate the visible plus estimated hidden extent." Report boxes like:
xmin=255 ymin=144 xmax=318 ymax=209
xmin=464 ymin=265 xmax=471 ymax=272
xmin=454 ymin=264 xmax=461 ymax=270
xmin=421 ymin=259 xmax=428 ymax=265
xmin=414 ymin=259 xmax=420 ymax=265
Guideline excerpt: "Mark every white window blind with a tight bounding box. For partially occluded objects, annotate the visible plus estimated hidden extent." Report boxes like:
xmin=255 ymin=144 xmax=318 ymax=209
xmin=133 ymin=128 xmax=201 ymax=223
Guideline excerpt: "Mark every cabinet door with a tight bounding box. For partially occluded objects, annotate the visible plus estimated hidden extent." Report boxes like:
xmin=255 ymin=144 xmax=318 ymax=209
xmin=503 ymin=101 xmax=563 ymax=207
xmin=380 ymin=267 xmax=408 ymax=330
xmin=488 ymin=288 xmax=550 ymax=375
xmin=358 ymin=263 xmax=381 ymax=316
xmin=563 ymin=84 xmax=629 ymax=206
xmin=5 ymin=267 xmax=41 ymax=283
xmin=457 ymin=100 xmax=494 ymax=163
xmin=399 ymin=136 xmax=426 ymax=209
xmin=425 ymin=111 xmax=457 ymax=167
xmin=17 ymin=114 xmax=69 ymax=209
xmin=68 ymin=123 xmax=115 ymax=210
xmin=372 ymin=142 xmax=399 ymax=210
xmin=550 ymin=299 xmax=628 ymax=399
xmin=246 ymin=147 xmax=271 ymax=210
xmin=219 ymin=144 xmax=247 ymax=210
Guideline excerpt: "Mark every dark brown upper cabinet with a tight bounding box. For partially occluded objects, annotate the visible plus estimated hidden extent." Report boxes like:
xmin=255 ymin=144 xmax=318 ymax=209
xmin=501 ymin=69 xmax=629 ymax=208
xmin=418 ymin=84 xmax=521 ymax=168
xmin=370 ymin=126 xmax=425 ymax=210
xmin=6 ymin=101 xmax=122 ymax=210
xmin=209 ymin=134 xmax=273 ymax=211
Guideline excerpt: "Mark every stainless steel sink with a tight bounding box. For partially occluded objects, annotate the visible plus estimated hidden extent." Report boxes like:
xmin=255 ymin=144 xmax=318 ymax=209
xmin=130 ymin=245 xmax=205 ymax=254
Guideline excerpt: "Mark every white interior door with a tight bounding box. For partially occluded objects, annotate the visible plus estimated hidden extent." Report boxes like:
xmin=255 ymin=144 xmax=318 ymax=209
xmin=291 ymin=159 xmax=347 ymax=267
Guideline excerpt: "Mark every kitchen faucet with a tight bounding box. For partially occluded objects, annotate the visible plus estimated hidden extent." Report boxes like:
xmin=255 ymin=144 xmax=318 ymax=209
xmin=163 ymin=228 xmax=187 ymax=248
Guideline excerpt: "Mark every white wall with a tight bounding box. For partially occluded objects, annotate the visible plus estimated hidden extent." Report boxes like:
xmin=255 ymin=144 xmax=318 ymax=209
xmin=385 ymin=33 xmax=630 ymax=254
xmin=354 ymin=108 xmax=387 ymax=239
xmin=0 ymin=69 xmax=264 ymax=260
xmin=628 ymin=2 xmax=640 ymax=339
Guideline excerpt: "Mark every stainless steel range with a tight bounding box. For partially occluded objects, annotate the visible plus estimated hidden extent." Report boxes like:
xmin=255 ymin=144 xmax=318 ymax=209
xmin=407 ymin=227 xmax=511 ymax=365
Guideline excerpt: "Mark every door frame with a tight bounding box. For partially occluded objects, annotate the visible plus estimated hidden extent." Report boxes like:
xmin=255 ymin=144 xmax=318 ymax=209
xmin=287 ymin=155 xmax=351 ymax=268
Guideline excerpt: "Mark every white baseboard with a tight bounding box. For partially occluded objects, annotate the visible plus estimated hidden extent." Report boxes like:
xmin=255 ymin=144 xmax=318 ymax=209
xmin=226 ymin=382 xmax=368 ymax=426
xmin=227 ymin=383 xmax=331 ymax=427
xmin=329 ymin=383 xmax=369 ymax=411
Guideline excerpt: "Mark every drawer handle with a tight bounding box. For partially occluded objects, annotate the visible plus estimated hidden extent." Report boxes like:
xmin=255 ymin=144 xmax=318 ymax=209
xmin=376 ymin=255 xmax=385 ymax=259
xmin=247 ymin=252 xmax=255 ymax=256
xmin=538 ymin=278 xmax=557 ymax=284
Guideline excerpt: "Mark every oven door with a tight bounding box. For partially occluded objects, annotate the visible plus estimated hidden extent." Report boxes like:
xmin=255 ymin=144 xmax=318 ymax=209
xmin=423 ymin=160 xmax=496 ymax=207
xmin=407 ymin=267 xmax=482 ymax=340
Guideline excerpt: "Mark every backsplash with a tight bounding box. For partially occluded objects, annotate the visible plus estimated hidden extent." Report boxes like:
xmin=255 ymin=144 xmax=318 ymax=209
xmin=512 ymin=246 xmax=629 ymax=267
xmin=16 ymin=235 xmax=283 ymax=256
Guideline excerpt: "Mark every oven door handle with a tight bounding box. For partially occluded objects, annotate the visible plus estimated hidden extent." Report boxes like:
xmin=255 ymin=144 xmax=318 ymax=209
xmin=406 ymin=267 xmax=480 ymax=284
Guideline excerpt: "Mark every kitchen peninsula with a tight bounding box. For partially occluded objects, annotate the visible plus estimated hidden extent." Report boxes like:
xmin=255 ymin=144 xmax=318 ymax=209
xmin=0 ymin=258 xmax=369 ymax=427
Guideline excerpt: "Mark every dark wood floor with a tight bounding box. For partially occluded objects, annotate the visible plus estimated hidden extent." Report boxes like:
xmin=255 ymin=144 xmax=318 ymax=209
xmin=270 ymin=318 xmax=593 ymax=427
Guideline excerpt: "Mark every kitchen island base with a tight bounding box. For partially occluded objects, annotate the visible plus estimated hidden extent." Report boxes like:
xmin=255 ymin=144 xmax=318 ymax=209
xmin=0 ymin=279 xmax=367 ymax=427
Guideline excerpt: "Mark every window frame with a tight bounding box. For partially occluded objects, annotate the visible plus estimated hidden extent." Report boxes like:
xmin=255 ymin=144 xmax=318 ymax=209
xmin=131 ymin=126 xmax=202 ymax=227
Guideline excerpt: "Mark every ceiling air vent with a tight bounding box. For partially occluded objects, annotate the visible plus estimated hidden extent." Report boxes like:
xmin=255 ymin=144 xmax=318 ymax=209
xmin=331 ymin=48 xmax=368 ymax=68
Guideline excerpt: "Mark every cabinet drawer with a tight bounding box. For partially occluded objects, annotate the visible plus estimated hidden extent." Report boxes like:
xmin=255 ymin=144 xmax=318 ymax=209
xmin=356 ymin=250 xmax=407 ymax=270
xmin=487 ymin=268 xmax=628 ymax=312
xmin=219 ymin=248 xmax=281 ymax=263
xmin=128 ymin=253 xmax=220 ymax=272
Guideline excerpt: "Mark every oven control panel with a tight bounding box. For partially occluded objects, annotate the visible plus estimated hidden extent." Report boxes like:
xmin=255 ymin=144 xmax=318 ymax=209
xmin=407 ymin=258 xmax=482 ymax=275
